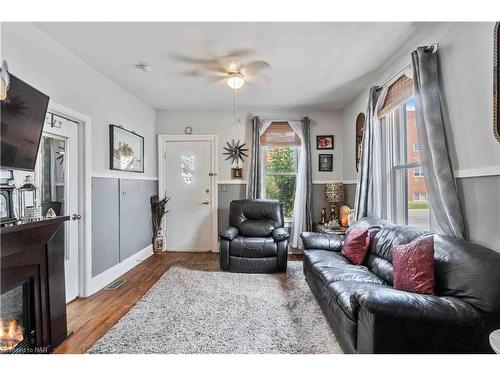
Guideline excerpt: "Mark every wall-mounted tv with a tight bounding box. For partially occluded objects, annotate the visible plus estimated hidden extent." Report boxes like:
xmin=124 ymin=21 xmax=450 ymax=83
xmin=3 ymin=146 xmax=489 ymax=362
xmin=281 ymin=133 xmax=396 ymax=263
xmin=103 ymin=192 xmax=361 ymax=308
xmin=1 ymin=74 xmax=50 ymax=171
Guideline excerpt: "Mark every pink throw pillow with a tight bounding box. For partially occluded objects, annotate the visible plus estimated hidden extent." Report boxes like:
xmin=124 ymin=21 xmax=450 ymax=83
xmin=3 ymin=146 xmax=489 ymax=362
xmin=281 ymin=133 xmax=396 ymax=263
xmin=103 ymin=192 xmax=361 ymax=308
xmin=392 ymin=236 xmax=435 ymax=295
xmin=341 ymin=228 xmax=371 ymax=265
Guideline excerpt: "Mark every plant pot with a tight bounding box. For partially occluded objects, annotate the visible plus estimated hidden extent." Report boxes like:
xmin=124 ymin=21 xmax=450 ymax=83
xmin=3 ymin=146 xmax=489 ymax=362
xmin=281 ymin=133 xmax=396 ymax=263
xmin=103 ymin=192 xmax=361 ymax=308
xmin=152 ymin=230 xmax=164 ymax=254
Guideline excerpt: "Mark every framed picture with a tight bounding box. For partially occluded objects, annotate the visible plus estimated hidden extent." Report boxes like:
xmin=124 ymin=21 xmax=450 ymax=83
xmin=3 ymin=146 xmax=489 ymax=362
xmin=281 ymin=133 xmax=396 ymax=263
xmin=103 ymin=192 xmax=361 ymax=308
xmin=318 ymin=154 xmax=333 ymax=172
xmin=109 ymin=124 xmax=144 ymax=173
xmin=316 ymin=135 xmax=334 ymax=150
xmin=231 ymin=167 xmax=242 ymax=179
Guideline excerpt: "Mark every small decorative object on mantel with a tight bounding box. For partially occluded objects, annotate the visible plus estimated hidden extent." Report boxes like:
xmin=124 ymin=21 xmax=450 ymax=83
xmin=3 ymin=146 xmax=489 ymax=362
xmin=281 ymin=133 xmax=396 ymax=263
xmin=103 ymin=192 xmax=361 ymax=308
xmin=150 ymin=194 xmax=170 ymax=254
xmin=318 ymin=154 xmax=333 ymax=172
xmin=316 ymin=135 xmax=334 ymax=150
xmin=17 ymin=175 xmax=40 ymax=221
xmin=109 ymin=124 xmax=144 ymax=173
xmin=223 ymin=139 xmax=248 ymax=179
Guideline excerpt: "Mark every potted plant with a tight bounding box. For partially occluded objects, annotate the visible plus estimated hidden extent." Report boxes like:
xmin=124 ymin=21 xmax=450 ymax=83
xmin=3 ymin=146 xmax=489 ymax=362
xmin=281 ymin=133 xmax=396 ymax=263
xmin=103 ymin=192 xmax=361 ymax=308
xmin=150 ymin=194 xmax=170 ymax=254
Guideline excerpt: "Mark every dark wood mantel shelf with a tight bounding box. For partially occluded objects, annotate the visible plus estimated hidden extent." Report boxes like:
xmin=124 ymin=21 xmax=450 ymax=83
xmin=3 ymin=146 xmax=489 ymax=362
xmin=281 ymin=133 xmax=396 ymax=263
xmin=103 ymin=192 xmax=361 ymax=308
xmin=1 ymin=216 xmax=70 ymax=353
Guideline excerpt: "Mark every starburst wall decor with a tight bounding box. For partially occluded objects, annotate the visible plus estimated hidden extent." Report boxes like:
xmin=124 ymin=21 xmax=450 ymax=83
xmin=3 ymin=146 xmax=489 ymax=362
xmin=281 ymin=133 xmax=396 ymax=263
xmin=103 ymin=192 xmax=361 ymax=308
xmin=222 ymin=139 xmax=248 ymax=165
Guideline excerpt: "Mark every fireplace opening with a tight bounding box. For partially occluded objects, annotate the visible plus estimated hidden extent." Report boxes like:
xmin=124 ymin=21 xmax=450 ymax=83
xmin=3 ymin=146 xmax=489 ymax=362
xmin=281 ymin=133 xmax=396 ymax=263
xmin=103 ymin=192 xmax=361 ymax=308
xmin=0 ymin=280 xmax=34 ymax=354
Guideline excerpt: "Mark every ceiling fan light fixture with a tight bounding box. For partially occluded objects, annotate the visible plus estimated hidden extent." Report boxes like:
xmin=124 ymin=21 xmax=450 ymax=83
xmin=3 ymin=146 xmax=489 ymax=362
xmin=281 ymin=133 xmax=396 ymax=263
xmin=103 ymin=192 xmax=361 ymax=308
xmin=226 ymin=73 xmax=245 ymax=90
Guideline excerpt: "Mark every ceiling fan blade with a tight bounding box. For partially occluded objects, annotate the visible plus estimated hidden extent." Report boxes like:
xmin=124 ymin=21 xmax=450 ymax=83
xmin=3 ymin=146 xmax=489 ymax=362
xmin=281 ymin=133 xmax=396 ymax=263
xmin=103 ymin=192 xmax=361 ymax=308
xmin=225 ymin=48 xmax=256 ymax=58
xmin=242 ymin=60 xmax=271 ymax=75
xmin=171 ymin=54 xmax=217 ymax=65
xmin=245 ymin=74 xmax=272 ymax=85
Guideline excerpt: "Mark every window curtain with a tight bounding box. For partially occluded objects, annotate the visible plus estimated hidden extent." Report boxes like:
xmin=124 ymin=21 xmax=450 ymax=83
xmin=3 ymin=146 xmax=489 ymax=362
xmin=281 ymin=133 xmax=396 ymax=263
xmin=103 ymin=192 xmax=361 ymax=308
xmin=411 ymin=47 xmax=465 ymax=238
xmin=288 ymin=120 xmax=306 ymax=248
xmin=354 ymin=86 xmax=388 ymax=220
xmin=246 ymin=117 xmax=272 ymax=199
xmin=303 ymin=117 xmax=314 ymax=232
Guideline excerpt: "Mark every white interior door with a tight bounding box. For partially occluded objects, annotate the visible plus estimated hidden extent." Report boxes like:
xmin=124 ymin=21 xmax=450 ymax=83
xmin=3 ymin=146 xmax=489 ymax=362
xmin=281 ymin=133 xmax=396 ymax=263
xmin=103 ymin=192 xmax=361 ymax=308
xmin=160 ymin=136 xmax=216 ymax=251
xmin=35 ymin=114 xmax=79 ymax=302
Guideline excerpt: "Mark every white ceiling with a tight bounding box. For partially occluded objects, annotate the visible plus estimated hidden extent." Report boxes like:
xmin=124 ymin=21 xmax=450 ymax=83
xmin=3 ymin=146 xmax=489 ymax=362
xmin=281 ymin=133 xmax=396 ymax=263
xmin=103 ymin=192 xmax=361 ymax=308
xmin=34 ymin=22 xmax=424 ymax=110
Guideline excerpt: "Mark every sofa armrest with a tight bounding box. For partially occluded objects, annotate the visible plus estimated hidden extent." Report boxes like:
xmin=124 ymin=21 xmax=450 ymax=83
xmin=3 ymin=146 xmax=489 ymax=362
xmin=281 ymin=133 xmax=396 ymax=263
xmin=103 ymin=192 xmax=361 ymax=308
xmin=272 ymin=227 xmax=289 ymax=242
xmin=219 ymin=226 xmax=239 ymax=241
xmin=352 ymin=284 xmax=480 ymax=326
xmin=300 ymin=232 xmax=344 ymax=252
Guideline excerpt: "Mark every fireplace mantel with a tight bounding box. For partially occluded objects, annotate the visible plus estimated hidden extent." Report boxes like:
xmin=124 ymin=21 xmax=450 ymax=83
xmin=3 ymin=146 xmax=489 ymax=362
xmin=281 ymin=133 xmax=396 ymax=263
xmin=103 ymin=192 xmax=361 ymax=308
xmin=1 ymin=216 xmax=70 ymax=353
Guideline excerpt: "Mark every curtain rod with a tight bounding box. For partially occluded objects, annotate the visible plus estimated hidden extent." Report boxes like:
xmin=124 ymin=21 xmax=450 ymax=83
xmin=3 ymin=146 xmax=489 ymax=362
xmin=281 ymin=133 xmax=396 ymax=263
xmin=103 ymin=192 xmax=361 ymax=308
xmin=379 ymin=43 xmax=438 ymax=87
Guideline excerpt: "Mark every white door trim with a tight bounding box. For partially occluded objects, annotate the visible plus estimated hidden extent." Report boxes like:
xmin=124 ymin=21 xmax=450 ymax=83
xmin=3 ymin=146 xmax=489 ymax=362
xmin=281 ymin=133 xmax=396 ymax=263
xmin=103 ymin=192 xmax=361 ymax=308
xmin=157 ymin=134 xmax=218 ymax=253
xmin=47 ymin=102 xmax=92 ymax=298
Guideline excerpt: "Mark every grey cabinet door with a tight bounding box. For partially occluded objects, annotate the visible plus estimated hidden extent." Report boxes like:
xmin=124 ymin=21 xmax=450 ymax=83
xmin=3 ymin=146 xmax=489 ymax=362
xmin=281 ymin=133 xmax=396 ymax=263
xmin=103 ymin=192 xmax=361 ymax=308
xmin=119 ymin=179 xmax=157 ymax=261
xmin=92 ymin=177 xmax=120 ymax=276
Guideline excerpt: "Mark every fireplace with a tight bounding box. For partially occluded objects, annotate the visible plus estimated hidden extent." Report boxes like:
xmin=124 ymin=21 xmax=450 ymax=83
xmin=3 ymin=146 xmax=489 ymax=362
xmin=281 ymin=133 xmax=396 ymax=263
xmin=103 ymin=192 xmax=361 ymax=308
xmin=1 ymin=216 xmax=69 ymax=354
xmin=0 ymin=281 xmax=35 ymax=353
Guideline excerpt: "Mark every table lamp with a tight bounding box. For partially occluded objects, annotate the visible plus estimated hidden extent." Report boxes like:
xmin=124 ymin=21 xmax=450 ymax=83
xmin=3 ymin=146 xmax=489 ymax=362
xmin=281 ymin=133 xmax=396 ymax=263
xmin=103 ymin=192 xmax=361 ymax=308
xmin=325 ymin=182 xmax=344 ymax=223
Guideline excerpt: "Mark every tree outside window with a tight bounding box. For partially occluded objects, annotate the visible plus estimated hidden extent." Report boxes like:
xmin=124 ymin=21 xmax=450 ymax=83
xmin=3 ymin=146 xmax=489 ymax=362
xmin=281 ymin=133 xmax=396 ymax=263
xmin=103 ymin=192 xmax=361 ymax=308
xmin=264 ymin=146 xmax=297 ymax=219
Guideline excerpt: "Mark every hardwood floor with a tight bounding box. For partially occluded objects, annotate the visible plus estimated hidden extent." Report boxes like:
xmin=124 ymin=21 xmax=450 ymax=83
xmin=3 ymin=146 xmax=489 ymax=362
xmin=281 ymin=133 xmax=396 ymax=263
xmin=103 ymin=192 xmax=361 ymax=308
xmin=54 ymin=252 xmax=303 ymax=354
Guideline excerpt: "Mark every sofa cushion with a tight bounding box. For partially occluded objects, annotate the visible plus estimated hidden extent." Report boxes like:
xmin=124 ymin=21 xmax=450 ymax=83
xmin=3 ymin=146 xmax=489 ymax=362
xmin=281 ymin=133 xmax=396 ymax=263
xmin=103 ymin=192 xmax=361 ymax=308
xmin=328 ymin=281 xmax=367 ymax=320
xmin=342 ymin=228 xmax=371 ymax=265
xmin=229 ymin=236 xmax=277 ymax=258
xmin=304 ymin=249 xmax=351 ymax=270
xmin=393 ymin=235 xmax=435 ymax=295
xmin=305 ymin=250 xmax=386 ymax=287
xmin=433 ymin=235 xmax=500 ymax=313
xmin=370 ymin=225 xmax=430 ymax=263
xmin=229 ymin=199 xmax=283 ymax=237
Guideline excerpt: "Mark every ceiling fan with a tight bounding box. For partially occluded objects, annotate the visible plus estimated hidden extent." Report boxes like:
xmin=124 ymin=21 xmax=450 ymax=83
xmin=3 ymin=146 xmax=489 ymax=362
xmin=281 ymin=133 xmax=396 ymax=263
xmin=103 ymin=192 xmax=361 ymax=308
xmin=173 ymin=49 xmax=271 ymax=89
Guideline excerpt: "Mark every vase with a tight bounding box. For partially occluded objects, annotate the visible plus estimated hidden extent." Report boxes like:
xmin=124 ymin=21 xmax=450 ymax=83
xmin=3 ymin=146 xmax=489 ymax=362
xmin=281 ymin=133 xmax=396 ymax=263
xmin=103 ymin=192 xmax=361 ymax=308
xmin=152 ymin=230 xmax=164 ymax=254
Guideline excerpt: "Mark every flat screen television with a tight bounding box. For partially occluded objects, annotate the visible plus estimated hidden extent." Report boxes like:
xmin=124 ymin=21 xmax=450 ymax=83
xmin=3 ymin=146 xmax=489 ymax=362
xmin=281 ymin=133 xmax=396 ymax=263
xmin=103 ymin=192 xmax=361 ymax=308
xmin=1 ymin=74 xmax=50 ymax=171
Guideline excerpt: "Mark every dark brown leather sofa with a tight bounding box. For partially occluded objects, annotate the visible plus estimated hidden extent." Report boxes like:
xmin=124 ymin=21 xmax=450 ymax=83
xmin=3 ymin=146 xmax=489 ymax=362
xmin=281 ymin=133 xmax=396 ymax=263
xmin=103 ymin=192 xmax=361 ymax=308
xmin=301 ymin=216 xmax=500 ymax=353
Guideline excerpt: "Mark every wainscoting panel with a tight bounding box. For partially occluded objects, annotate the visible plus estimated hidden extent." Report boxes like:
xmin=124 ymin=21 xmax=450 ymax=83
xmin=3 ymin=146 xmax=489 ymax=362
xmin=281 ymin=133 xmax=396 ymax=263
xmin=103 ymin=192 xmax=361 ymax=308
xmin=92 ymin=177 xmax=120 ymax=277
xmin=119 ymin=179 xmax=158 ymax=262
xmin=218 ymin=183 xmax=246 ymax=231
xmin=456 ymin=175 xmax=500 ymax=252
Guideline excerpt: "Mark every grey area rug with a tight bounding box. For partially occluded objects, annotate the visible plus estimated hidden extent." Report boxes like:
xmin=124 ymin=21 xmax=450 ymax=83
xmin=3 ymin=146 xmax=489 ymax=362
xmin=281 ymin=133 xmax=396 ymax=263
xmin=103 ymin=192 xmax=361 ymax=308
xmin=88 ymin=259 xmax=342 ymax=354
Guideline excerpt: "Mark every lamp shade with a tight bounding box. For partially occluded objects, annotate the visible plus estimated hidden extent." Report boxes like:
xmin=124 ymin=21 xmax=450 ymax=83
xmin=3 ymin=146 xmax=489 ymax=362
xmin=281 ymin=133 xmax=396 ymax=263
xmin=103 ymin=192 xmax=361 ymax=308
xmin=325 ymin=182 xmax=344 ymax=203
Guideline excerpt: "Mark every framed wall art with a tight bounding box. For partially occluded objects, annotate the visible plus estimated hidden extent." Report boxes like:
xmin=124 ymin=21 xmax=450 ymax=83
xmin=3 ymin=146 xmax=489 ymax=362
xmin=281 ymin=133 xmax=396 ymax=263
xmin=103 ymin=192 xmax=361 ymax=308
xmin=316 ymin=135 xmax=334 ymax=150
xmin=109 ymin=124 xmax=144 ymax=173
xmin=318 ymin=154 xmax=333 ymax=172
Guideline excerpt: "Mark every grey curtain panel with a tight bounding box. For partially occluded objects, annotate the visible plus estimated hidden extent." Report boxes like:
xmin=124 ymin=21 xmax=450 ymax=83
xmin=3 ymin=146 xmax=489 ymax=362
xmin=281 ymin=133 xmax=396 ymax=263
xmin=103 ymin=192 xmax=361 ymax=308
xmin=246 ymin=116 xmax=261 ymax=199
xmin=411 ymin=47 xmax=465 ymax=239
xmin=354 ymin=87 xmax=382 ymax=220
xmin=303 ymin=117 xmax=314 ymax=231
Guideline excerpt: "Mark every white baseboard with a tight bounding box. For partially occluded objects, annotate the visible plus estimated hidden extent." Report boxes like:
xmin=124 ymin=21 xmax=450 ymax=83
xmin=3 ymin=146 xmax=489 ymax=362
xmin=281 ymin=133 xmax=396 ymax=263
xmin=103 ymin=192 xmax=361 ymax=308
xmin=85 ymin=244 xmax=153 ymax=296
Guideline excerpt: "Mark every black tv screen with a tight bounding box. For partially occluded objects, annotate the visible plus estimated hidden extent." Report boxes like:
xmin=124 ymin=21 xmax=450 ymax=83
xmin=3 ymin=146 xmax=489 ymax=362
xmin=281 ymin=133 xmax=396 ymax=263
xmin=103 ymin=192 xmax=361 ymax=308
xmin=1 ymin=74 xmax=50 ymax=171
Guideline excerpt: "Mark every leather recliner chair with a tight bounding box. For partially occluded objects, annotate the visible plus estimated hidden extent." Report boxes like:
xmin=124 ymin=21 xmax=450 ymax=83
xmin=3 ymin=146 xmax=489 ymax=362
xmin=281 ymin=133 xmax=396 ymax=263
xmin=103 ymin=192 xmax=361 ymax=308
xmin=219 ymin=199 xmax=289 ymax=273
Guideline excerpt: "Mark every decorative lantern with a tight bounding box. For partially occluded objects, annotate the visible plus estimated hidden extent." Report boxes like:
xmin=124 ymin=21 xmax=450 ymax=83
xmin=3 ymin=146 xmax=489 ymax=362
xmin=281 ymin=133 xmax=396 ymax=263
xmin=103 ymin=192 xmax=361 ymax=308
xmin=17 ymin=175 xmax=40 ymax=221
xmin=325 ymin=182 xmax=344 ymax=222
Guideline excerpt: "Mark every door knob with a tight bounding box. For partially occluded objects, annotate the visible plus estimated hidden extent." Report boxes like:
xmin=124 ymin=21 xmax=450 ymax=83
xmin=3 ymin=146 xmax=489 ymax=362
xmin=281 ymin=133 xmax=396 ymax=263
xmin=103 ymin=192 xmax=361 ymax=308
xmin=72 ymin=214 xmax=82 ymax=220
xmin=201 ymin=200 xmax=210 ymax=205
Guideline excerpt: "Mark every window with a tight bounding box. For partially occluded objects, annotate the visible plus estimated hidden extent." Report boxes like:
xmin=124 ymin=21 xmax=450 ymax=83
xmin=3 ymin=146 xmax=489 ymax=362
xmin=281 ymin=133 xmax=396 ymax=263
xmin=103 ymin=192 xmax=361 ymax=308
xmin=391 ymin=97 xmax=430 ymax=229
xmin=261 ymin=122 xmax=301 ymax=219
xmin=413 ymin=192 xmax=427 ymax=201
xmin=413 ymin=166 xmax=424 ymax=177
xmin=380 ymin=95 xmax=431 ymax=230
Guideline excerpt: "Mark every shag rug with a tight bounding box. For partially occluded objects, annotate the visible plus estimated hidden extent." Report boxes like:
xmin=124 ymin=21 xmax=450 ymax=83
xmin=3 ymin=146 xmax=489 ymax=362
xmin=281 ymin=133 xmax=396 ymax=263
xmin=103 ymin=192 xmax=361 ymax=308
xmin=88 ymin=259 xmax=342 ymax=354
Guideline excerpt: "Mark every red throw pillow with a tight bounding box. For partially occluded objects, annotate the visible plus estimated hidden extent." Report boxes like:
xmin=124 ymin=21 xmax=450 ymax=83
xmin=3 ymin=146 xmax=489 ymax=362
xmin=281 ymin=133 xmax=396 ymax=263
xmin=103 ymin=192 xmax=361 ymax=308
xmin=392 ymin=236 xmax=435 ymax=295
xmin=341 ymin=228 xmax=371 ymax=265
